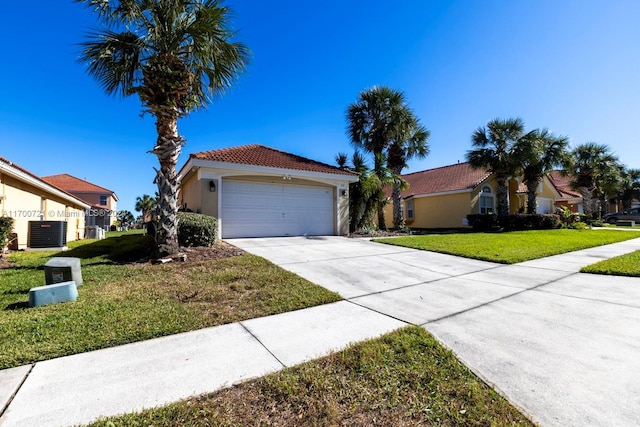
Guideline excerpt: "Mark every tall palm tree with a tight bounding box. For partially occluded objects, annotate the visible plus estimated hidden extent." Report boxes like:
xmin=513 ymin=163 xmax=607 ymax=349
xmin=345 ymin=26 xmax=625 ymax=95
xmin=135 ymin=194 xmax=157 ymax=223
xmin=347 ymin=86 xmax=428 ymax=229
xmin=566 ymin=143 xmax=620 ymax=217
xmin=514 ymin=128 xmax=570 ymax=214
xmin=387 ymin=115 xmax=430 ymax=229
xmin=466 ymin=118 xmax=525 ymax=217
xmin=77 ymin=0 xmax=249 ymax=256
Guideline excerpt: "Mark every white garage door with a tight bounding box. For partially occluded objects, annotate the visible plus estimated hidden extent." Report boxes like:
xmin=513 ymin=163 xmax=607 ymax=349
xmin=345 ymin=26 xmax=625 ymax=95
xmin=221 ymin=179 xmax=334 ymax=238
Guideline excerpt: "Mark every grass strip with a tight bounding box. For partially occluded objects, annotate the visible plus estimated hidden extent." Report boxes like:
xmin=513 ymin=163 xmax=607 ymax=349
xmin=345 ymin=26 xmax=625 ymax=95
xmin=374 ymin=229 xmax=640 ymax=264
xmin=0 ymin=235 xmax=340 ymax=369
xmin=580 ymin=250 xmax=640 ymax=277
xmin=90 ymin=326 xmax=533 ymax=426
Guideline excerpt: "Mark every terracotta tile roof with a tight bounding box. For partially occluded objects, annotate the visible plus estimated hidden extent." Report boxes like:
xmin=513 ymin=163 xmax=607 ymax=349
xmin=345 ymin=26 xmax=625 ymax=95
xmin=42 ymin=174 xmax=115 ymax=195
xmin=547 ymin=170 xmax=582 ymax=199
xmin=0 ymin=157 xmax=89 ymax=207
xmin=393 ymin=162 xmax=492 ymax=198
xmin=190 ymin=144 xmax=359 ymax=176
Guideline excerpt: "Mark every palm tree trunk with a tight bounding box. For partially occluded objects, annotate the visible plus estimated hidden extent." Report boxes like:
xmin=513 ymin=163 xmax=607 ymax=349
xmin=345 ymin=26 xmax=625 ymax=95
xmin=376 ymin=193 xmax=387 ymax=230
xmin=373 ymin=154 xmax=387 ymax=230
xmin=526 ymin=180 xmax=538 ymax=214
xmin=151 ymin=108 xmax=184 ymax=256
xmin=496 ymin=175 xmax=510 ymax=217
xmin=580 ymin=186 xmax=596 ymax=217
xmin=391 ymin=182 xmax=405 ymax=229
xmin=390 ymin=165 xmax=405 ymax=229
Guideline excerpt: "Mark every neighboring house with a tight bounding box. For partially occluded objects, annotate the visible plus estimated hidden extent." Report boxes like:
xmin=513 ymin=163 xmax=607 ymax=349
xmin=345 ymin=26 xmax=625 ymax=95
xmin=383 ymin=161 xmax=562 ymax=229
xmin=178 ymin=144 xmax=359 ymax=238
xmin=547 ymin=171 xmax=584 ymax=213
xmin=0 ymin=157 xmax=89 ymax=250
xmin=42 ymin=174 xmax=118 ymax=230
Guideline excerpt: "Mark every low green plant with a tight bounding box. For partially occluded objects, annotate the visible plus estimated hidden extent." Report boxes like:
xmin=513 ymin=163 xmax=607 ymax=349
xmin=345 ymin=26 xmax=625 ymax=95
xmin=568 ymin=221 xmax=588 ymax=230
xmin=0 ymin=216 xmax=14 ymax=254
xmin=177 ymin=212 xmax=217 ymax=247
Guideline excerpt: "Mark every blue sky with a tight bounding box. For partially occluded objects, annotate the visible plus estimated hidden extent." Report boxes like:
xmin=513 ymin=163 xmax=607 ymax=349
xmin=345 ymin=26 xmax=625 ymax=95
xmin=2 ymin=1 xmax=639 ymax=214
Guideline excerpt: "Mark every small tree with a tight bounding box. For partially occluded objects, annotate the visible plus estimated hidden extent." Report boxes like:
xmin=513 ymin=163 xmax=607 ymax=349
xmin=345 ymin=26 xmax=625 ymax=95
xmin=135 ymin=194 xmax=157 ymax=223
xmin=0 ymin=217 xmax=14 ymax=256
xmin=117 ymin=210 xmax=135 ymax=228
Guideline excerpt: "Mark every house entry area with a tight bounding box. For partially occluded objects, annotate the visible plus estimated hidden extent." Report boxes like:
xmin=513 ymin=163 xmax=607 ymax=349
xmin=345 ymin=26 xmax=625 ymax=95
xmin=221 ymin=179 xmax=334 ymax=238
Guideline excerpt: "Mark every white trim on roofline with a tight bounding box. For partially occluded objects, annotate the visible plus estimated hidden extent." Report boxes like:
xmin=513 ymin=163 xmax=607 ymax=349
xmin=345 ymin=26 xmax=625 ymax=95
xmin=0 ymin=160 xmax=90 ymax=209
xmin=179 ymin=158 xmax=359 ymax=183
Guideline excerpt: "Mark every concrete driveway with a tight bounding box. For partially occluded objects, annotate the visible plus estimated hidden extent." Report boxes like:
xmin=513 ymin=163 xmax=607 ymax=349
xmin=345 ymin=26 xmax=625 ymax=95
xmin=230 ymin=236 xmax=640 ymax=427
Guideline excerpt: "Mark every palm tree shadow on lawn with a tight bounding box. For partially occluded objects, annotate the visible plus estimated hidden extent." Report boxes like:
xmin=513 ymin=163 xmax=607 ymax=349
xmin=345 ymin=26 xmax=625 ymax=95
xmin=58 ymin=234 xmax=155 ymax=263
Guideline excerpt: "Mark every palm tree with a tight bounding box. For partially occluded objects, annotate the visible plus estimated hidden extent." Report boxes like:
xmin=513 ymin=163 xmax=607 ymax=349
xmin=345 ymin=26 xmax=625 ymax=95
xmin=77 ymin=0 xmax=249 ymax=256
xmin=387 ymin=115 xmax=430 ymax=229
xmin=347 ymin=86 xmax=428 ymax=229
xmin=335 ymin=150 xmax=388 ymax=233
xmin=514 ymin=128 xmax=570 ymax=214
xmin=135 ymin=194 xmax=157 ymax=223
xmin=466 ymin=118 xmax=525 ymax=217
xmin=620 ymin=168 xmax=640 ymax=209
xmin=566 ymin=143 xmax=620 ymax=217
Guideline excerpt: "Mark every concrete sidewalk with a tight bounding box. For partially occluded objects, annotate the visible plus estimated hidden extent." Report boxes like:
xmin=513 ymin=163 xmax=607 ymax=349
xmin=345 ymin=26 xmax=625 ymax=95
xmin=232 ymin=236 xmax=640 ymax=427
xmin=0 ymin=302 xmax=405 ymax=426
xmin=2 ymin=235 xmax=639 ymax=426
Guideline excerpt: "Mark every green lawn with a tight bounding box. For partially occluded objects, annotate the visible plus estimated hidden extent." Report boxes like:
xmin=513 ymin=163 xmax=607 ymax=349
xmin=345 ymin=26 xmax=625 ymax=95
xmin=90 ymin=326 xmax=533 ymax=427
xmin=581 ymin=250 xmax=640 ymax=277
xmin=0 ymin=234 xmax=341 ymax=369
xmin=374 ymin=229 xmax=640 ymax=264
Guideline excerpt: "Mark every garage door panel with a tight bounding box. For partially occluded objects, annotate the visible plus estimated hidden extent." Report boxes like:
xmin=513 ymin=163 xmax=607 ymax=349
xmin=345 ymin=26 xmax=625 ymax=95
xmin=221 ymin=179 xmax=334 ymax=238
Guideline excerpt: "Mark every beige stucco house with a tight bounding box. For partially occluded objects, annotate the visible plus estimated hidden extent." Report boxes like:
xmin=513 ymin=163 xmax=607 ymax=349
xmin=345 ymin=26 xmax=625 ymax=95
xmin=384 ymin=162 xmax=562 ymax=229
xmin=42 ymin=174 xmax=118 ymax=230
xmin=0 ymin=157 xmax=90 ymax=250
xmin=178 ymin=145 xmax=359 ymax=238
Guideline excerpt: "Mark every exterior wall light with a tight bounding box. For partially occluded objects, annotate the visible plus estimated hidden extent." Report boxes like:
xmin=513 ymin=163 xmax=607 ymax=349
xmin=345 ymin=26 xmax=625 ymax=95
xmin=209 ymin=180 xmax=216 ymax=192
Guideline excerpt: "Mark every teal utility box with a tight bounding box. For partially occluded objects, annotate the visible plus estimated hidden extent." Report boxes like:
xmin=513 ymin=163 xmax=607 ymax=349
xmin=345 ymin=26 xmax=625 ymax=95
xmin=44 ymin=257 xmax=83 ymax=286
xmin=29 ymin=281 xmax=78 ymax=307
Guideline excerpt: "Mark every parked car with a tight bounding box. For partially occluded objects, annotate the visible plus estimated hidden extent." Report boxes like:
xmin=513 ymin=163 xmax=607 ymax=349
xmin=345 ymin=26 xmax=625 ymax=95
xmin=603 ymin=208 xmax=640 ymax=224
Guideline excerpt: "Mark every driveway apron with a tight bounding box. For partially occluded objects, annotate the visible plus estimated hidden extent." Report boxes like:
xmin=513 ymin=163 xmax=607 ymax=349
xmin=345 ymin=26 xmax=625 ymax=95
xmin=231 ymin=236 xmax=640 ymax=427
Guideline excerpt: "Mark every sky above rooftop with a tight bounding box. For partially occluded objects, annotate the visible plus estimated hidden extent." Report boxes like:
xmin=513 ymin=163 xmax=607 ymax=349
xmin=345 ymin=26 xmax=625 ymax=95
xmin=2 ymin=0 xmax=639 ymax=214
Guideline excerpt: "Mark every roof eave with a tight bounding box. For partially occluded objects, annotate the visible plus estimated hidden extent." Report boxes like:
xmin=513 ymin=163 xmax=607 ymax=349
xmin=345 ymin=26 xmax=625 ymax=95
xmin=0 ymin=160 xmax=91 ymax=209
xmin=183 ymin=158 xmax=360 ymax=182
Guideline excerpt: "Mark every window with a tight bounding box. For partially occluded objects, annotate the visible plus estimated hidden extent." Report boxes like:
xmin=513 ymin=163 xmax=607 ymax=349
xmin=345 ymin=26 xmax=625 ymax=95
xmin=479 ymin=186 xmax=494 ymax=214
xmin=406 ymin=200 xmax=414 ymax=220
xmin=99 ymin=195 xmax=108 ymax=206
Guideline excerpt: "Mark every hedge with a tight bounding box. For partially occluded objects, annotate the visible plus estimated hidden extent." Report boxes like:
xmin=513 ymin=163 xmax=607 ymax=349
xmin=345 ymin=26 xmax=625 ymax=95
xmin=467 ymin=214 xmax=561 ymax=231
xmin=177 ymin=212 xmax=218 ymax=247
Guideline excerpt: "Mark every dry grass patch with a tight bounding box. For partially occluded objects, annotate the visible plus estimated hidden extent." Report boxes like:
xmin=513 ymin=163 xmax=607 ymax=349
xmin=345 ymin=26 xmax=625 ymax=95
xmin=91 ymin=327 xmax=533 ymax=426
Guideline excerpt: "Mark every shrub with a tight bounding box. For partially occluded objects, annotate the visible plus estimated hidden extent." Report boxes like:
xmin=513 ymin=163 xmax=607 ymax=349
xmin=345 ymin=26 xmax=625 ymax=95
xmin=0 ymin=217 xmax=14 ymax=255
xmin=467 ymin=214 xmax=560 ymax=231
xmin=177 ymin=212 xmax=218 ymax=247
xmin=568 ymin=221 xmax=589 ymax=230
xmin=467 ymin=214 xmax=500 ymax=231
xmin=500 ymin=214 xmax=561 ymax=230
